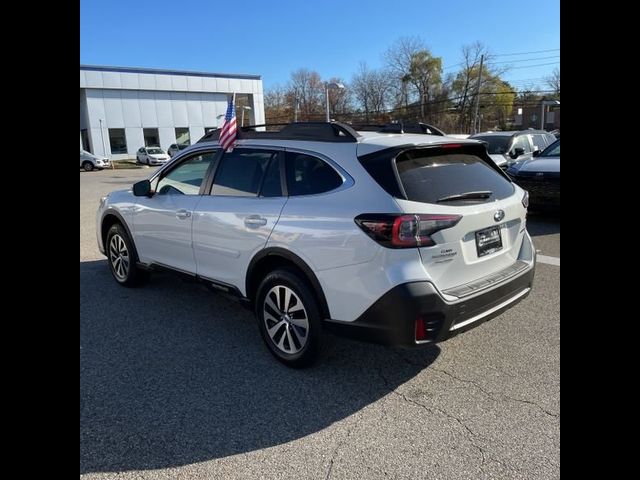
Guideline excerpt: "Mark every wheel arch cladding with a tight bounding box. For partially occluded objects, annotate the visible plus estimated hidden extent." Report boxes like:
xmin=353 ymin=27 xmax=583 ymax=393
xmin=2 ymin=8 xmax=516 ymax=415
xmin=101 ymin=210 xmax=138 ymax=260
xmin=246 ymin=248 xmax=331 ymax=320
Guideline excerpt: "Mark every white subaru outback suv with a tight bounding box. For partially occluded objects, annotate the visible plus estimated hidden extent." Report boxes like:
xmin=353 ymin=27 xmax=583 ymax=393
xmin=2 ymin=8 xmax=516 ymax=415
xmin=96 ymin=122 xmax=536 ymax=367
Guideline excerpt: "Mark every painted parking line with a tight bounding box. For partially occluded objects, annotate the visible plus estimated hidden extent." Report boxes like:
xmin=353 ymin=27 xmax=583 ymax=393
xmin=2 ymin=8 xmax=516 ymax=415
xmin=537 ymin=254 xmax=560 ymax=266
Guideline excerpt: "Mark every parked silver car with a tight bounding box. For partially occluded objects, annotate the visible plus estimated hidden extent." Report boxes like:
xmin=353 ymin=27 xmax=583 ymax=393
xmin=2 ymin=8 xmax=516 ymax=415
xmin=80 ymin=149 xmax=110 ymax=171
xmin=136 ymin=147 xmax=170 ymax=166
xmin=97 ymin=121 xmax=535 ymax=367
xmin=469 ymin=130 xmax=556 ymax=170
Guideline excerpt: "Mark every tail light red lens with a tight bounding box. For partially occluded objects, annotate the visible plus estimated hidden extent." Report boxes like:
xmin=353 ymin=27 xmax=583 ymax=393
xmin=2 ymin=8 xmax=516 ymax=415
xmin=355 ymin=213 xmax=462 ymax=248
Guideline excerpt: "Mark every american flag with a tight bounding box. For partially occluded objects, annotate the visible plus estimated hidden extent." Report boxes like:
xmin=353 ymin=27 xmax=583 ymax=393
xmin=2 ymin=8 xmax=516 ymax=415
xmin=219 ymin=98 xmax=237 ymax=152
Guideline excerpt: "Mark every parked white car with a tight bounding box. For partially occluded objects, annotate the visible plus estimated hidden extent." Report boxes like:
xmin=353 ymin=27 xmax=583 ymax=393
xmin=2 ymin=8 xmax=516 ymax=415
xmin=136 ymin=147 xmax=170 ymax=166
xmin=80 ymin=149 xmax=110 ymax=171
xmin=97 ymin=122 xmax=536 ymax=367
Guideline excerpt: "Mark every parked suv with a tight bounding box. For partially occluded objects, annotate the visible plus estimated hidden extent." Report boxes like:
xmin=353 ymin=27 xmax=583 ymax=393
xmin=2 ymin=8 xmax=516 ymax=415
xmin=81 ymin=149 xmax=110 ymax=171
xmin=97 ymin=122 xmax=536 ymax=367
xmin=468 ymin=130 xmax=556 ymax=169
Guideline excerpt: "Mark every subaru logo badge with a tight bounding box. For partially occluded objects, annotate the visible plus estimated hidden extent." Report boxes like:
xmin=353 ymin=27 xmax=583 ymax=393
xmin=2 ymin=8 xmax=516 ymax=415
xmin=494 ymin=210 xmax=505 ymax=222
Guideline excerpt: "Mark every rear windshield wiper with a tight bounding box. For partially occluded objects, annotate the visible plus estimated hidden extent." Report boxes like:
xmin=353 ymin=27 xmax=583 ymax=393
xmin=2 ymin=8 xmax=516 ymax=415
xmin=436 ymin=191 xmax=493 ymax=203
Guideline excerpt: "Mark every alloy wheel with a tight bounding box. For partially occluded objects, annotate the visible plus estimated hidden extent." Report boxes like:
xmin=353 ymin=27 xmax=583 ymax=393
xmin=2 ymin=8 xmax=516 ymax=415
xmin=263 ymin=285 xmax=309 ymax=354
xmin=109 ymin=234 xmax=130 ymax=280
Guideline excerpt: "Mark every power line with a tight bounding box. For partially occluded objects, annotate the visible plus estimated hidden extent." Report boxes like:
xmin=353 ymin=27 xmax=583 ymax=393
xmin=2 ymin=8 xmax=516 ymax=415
xmin=492 ymin=48 xmax=560 ymax=57
xmin=488 ymin=55 xmax=560 ymax=65
xmin=443 ymin=61 xmax=466 ymax=71
xmin=445 ymin=58 xmax=559 ymax=74
xmin=508 ymin=62 xmax=560 ymax=70
xmin=506 ymin=77 xmax=548 ymax=83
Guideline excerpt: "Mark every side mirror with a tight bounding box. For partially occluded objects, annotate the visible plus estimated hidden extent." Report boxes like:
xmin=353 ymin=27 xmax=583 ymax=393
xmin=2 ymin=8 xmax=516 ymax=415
xmin=510 ymin=147 xmax=525 ymax=159
xmin=533 ymin=150 xmax=541 ymax=157
xmin=133 ymin=179 xmax=152 ymax=197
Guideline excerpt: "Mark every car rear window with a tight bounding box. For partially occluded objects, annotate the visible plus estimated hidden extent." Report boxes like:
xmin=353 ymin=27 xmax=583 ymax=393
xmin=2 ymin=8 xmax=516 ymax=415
xmin=394 ymin=149 xmax=514 ymax=204
xmin=531 ymin=134 xmax=549 ymax=151
xmin=469 ymin=135 xmax=511 ymax=154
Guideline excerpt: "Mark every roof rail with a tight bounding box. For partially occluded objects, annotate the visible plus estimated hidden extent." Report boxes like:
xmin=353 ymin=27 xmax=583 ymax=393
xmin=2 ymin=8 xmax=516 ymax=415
xmin=197 ymin=121 xmax=361 ymax=144
xmin=352 ymin=121 xmax=446 ymax=136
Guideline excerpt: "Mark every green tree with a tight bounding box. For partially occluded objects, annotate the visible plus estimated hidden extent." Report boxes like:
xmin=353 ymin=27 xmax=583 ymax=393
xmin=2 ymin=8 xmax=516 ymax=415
xmin=405 ymin=50 xmax=443 ymax=121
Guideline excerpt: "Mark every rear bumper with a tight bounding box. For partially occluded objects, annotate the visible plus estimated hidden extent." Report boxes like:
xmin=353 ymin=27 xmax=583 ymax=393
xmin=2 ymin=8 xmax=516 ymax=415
xmin=324 ymin=260 xmax=535 ymax=347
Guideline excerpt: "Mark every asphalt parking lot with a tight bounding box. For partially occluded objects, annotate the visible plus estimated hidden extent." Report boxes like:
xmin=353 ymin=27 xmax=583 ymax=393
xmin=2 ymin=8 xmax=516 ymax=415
xmin=80 ymin=168 xmax=560 ymax=480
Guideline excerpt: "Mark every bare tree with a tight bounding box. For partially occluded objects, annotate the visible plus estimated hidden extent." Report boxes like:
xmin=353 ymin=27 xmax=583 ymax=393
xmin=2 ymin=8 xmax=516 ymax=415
xmin=383 ymin=36 xmax=427 ymax=107
xmin=326 ymin=76 xmax=352 ymax=118
xmin=289 ymin=69 xmax=325 ymax=120
xmin=450 ymin=41 xmax=509 ymax=132
xmin=545 ymin=67 xmax=560 ymax=98
xmin=351 ymin=62 xmax=391 ymax=122
xmin=264 ymin=84 xmax=291 ymax=123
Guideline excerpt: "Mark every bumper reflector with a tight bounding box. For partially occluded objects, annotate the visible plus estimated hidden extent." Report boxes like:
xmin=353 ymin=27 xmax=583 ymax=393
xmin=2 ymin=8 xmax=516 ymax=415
xmin=415 ymin=316 xmax=427 ymax=341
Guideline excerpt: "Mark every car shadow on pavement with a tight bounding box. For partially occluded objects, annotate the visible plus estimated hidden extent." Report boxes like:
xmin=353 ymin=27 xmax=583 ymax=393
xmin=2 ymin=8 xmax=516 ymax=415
xmin=526 ymin=210 xmax=560 ymax=237
xmin=80 ymin=260 xmax=440 ymax=474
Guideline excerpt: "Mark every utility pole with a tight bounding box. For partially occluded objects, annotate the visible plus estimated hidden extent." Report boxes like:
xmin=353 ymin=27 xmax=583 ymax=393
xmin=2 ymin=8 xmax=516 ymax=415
xmin=294 ymin=97 xmax=299 ymax=122
xmin=325 ymin=88 xmax=331 ymax=122
xmin=472 ymin=54 xmax=484 ymax=134
xmin=99 ymin=118 xmax=107 ymax=157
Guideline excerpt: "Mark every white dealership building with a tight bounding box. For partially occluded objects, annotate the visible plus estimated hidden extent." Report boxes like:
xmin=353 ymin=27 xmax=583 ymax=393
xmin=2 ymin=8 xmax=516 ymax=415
xmin=80 ymin=65 xmax=265 ymax=159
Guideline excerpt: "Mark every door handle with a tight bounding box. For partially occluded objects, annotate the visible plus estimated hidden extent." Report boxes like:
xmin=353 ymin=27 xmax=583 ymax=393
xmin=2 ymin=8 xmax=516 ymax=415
xmin=176 ymin=209 xmax=192 ymax=220
xmin=244 ymin=215 xmax=267 ymax=227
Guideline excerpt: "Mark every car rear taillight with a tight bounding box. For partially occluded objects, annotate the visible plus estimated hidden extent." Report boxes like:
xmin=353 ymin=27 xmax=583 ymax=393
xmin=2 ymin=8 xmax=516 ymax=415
xmin=522 ymin=190 xmax=529 ymax=209
xmin=355 ymin=213 xmax=462 ymax=248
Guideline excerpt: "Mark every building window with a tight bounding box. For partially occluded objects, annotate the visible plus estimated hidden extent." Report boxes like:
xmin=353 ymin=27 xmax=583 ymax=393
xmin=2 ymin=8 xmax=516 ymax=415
xmin=175 ymin=128 xmax=190 ymax=146
xmin=108 ymin=129 xmax=127 ymax=154
xmin=144 ymin=128 xmax=160 ymax=147
xmin=81 ymin=129 xmax=91 ymax=152
xmin=204 ymin=127 xmax=217 ymax=134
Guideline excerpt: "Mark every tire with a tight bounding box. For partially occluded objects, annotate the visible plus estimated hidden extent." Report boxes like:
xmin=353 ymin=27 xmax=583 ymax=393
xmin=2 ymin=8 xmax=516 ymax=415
xmin=105 ymin=223 xmax=149 ymax=287
xmin=255 ymin=268 xmax=323 ymax=368
xmin=82 ymin=161 xmax=94 ymax=172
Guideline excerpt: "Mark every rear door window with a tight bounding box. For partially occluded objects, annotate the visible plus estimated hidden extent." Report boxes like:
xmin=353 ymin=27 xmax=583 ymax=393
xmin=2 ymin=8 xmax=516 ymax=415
xmin=395 ymin=150 xmax=514 ymax=204
xmin=212 ymin=149 xmax=277 ymax=197
xmin=285 ymin=152 xmax=343 ymax=196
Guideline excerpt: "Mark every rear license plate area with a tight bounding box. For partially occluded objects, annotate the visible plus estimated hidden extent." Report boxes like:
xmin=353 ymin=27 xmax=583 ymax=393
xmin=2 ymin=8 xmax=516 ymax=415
xmin=475 ymin=226 xmax=502 ymax=257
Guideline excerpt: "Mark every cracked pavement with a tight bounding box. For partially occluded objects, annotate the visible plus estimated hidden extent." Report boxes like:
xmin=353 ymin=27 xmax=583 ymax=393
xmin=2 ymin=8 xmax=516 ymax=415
xmin=81 ymin=170 xmax=559 ymax=479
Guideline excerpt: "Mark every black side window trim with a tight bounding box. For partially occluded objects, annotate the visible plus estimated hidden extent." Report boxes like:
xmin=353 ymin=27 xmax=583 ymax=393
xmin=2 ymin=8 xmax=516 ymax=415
xmin=257 ymin=151 xmax=287 ymax=197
